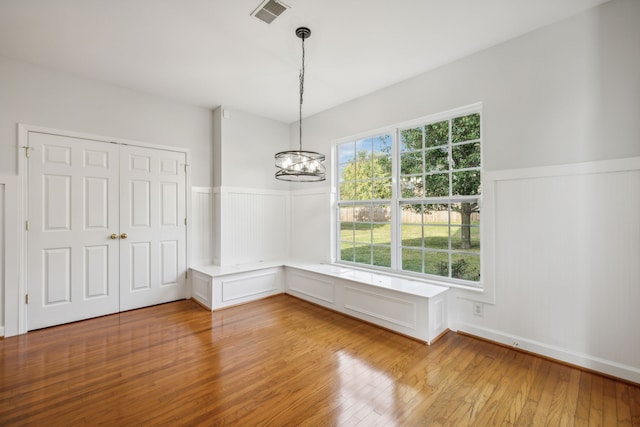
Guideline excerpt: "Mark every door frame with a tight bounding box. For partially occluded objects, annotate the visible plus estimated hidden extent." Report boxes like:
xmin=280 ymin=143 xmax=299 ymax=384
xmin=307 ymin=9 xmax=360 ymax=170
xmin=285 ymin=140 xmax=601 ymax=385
xmin=13 ymin=123 xmax=192 ymax=336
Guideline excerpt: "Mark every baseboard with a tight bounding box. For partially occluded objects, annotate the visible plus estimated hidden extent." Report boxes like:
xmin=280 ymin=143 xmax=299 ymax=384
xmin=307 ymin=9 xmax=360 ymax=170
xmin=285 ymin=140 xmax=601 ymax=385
xmin=0 ymin=326 xmax=4 ymax=338
xmin=455 ymin=322 xmax=640 ymax=385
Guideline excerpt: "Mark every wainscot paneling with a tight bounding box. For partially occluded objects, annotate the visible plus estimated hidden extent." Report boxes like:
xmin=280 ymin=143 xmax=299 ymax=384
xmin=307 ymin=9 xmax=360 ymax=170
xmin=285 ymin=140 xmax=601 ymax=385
xmin=1 ymin=175 xmax=20 ymax=337
xmin=218 ymin=187 xmax=289 ymax=265
xmin=190 ymin=187 xmax=213 ymax=267
xmin=453 ymin=156 xmax=640 ymax=384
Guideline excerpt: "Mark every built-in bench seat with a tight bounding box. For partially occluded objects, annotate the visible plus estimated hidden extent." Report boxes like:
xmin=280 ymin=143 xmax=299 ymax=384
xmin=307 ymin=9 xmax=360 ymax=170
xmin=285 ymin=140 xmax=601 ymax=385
xmin=190 ymin=260 xmax=449 ymax=344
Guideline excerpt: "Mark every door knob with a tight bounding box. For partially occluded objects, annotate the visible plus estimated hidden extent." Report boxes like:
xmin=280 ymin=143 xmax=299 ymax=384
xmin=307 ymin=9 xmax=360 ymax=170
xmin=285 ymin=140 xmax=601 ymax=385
xmin=110 ymin=233 xmax=118 ymax=240
xmin=120 ymin=233 xmax=128 ymax=239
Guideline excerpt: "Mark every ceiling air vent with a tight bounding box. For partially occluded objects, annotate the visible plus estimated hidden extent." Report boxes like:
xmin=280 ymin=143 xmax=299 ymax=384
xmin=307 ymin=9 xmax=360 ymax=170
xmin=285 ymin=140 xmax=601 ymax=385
xmin=251 ymin=0 xmax=289 ymax=24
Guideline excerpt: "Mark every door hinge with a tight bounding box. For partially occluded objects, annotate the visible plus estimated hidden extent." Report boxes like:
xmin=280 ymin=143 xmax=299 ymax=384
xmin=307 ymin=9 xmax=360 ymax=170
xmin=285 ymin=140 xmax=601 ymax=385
xmin=185 ymin=271 xmax=188 ymax=279
xmin=22 ymin=146 xmax=33 ymax=158
xmin=25 ymin=294 xmax=29 ymax=304
xmin=25 ymin=220 xmax=30 ymax=231
xmin=184 ymin=218 xmax=187 ymax=226
xmin=184 ymin=164 xmax=190 ymax=173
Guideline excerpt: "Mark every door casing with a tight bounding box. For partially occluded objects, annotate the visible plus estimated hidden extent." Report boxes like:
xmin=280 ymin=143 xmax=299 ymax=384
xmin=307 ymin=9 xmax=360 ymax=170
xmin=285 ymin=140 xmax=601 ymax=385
xmin=15 ymin=124 xmax=192 ymax=335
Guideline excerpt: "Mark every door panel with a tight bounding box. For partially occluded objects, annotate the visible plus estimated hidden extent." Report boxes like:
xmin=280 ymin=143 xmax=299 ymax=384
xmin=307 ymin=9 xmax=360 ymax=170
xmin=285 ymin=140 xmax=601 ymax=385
xmin=28 ymin=132 xmax=120 ymax=330
xmin=28 ymin=133 xmax=187 ymax=329
xmin=119 ymin=145 xmax=186 ymax=311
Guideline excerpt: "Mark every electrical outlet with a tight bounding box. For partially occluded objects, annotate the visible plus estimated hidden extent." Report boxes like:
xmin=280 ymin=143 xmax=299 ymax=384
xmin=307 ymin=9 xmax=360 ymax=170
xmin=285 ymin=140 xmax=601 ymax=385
xmin=472 ymin=302 xmax=484 ymax=317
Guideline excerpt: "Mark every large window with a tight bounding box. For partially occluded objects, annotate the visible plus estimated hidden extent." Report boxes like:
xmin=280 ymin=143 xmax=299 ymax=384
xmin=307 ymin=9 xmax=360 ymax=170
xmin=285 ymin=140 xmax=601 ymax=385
xmin=336 ymin=106 xmax=482 ymax=286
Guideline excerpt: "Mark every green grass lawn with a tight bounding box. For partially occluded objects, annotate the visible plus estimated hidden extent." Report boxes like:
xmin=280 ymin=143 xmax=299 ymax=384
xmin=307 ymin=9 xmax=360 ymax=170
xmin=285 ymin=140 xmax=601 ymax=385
xmin=340 ymin=222 xmax=480 ymax=281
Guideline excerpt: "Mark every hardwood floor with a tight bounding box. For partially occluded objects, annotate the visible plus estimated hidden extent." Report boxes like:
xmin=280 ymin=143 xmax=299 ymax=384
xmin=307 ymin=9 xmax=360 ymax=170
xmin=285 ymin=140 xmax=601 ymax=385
xmin=1 ymin=295 xmax=638 ymax=426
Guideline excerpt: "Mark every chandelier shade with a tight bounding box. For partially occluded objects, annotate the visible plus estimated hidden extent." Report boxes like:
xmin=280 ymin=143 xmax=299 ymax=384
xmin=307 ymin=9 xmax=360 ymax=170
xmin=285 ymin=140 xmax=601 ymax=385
xmin=275 ymin=27 xmax=326 ymax=182
xmin=275 ymin=149 xmax=326 ymax=182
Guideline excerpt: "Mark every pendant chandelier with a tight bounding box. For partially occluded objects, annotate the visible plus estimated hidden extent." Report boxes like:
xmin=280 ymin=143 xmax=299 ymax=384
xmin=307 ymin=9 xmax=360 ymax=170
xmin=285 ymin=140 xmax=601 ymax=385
xmin=275 ymin=27 xmax=326 ymax=182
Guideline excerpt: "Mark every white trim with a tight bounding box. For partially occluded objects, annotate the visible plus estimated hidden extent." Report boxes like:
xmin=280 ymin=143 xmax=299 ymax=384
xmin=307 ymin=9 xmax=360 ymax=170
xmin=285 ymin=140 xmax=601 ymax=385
xmin=184 ymin=149 xmax=193 ymax=298
xmin=1 ymin=174 xmax=20 ymax=337
xmin=454 ymin=155 xmax=640 ymax=305
xmin=216 ymin=185 xmax=292 ymax=196
xmin=456 ymin=323 xmax=640 ymax=384
xmin=19 ymin=124 xmax=189 ymax=154
xmin=484 ymin=156 xmax=640 ymax=182
xmin=332 ymin=103 xmax=486 ymax=291
xmin=16 ymin=123 xmax=191 ymax=335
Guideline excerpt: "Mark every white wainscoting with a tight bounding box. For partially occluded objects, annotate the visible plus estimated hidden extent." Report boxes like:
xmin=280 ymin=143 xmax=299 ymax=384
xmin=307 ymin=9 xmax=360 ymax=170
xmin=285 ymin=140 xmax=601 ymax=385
xmin=191 ymin=187 xmax=213 ymax=267
xmin=0 ymin=183 xmax=4 ymax=336
xmin=285 ymin=264 xmax=449 ymax=344
xmin=287 ymin=268 xmax=337 ymax=306
xmin=1 ymin=175 xmax=20 ymax=337
xmin=217 ymin=187 xmax=289 ymax=265
xmin=190 ymin=262 xmax=284 ymax=310
xmin=453 ymin=156 xmax=640 ymax=384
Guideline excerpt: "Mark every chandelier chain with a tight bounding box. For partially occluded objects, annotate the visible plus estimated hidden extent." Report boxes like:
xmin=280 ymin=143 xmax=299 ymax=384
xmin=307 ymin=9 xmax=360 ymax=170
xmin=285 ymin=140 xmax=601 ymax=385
xmin=299 ymin=35 xmax=305 ymax=152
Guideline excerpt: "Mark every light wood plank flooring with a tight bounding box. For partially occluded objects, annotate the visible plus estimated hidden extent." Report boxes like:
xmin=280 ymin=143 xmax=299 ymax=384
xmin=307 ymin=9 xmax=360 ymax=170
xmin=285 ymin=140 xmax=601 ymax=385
xmin=1 ymin=295 xmax=638 ymax=426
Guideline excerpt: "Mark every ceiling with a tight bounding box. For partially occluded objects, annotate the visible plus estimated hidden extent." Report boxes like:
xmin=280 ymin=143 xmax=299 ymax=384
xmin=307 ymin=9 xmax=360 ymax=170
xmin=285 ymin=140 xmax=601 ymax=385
xmin=0 ymin=0 xmax=610 ymax=123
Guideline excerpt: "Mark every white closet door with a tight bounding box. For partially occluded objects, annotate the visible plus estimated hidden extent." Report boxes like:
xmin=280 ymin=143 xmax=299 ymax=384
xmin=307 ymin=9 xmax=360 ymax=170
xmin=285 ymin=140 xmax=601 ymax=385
xmin=119 ymin=145 xmax=187 ymax=311
xmin=27 ymin=132 xmax=120 ymax=330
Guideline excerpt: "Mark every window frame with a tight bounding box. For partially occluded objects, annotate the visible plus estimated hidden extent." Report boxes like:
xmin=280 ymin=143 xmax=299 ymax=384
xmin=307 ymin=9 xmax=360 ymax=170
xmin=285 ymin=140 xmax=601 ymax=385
xmin=333 ymin=103 xmax=484 ymax=289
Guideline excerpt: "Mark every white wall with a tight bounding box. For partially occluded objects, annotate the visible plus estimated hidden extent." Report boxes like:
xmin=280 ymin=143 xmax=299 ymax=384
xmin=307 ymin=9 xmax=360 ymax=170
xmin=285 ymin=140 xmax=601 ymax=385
xmin=0 ymin=55 xmax=214 ymax=186
xmin=290 ymin=0 xmax=640 ymax=381
xmin=210 ymin=107 xmax=293 ymax=265
xmin=0 ymin=175 xmax=19 ymax=335
xmin=218 ymin=107 xmax=291 ymax=191
xmin=0 ymin=55 xmax=214 ymax=333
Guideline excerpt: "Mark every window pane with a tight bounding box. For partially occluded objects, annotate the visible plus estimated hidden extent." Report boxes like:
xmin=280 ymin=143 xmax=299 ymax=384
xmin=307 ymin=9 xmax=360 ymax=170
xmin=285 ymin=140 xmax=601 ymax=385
xmin=401 ymin=225 xmax=422 ymax=247
xmin=354 ymin=222 xmax=372 ymax=244
xmin=338 ymin=142 xmax=355 ymax=167
xmin=372 ymin=223 xmax=391 ymax=245
xmin=400 ymin=127 xmax=422 ymax=152
xmin=374 ymin=155 xmax=392 ymax=178
xmin=402 ymin=248 xmax=422 ymax=272
xmin=340 ymin=242 xmax=355 ymax=263
xmin=424 ymin=225 xmax=448 ymax=250
xmin=452 ymin=142 xmax=480 ymax=169
xmin=424 ymin=203 xmax=448 ymax=223
xmin=373 ymin=246 xmax=391 ymax=267
xmin=339 ymin=205 xmax=354 ymax=221
xmin=373 ymin=134 xmax=392 ymax=157
xmin=401 ymin=203 xmax=422 ymax=222
xmin=451 ymin=254 xmax=480 ymax=281
xmin=425 ymin=146 xmax=449 ymax=172
xmin=401 ymin=151 xmax=423 ymax=175
xmin=450 ymin=203 xmax=480 ymax=251
xmin=452 ymin=113 xmax=480 ymax=143
xmin=355 ymin=137 xmax=373 ymax=153
xmin=355 ymin=181 xmax=373 ymax=200
xmin=452 ymin=170 xmax=481 ymax=195
xmin=401 ymin=176 xmax=423 ymax=198
xmin=424 ymin=251 xmax=450 ymax=277
xmin=355 ymin=244 xmax=372 ymax=264
xmin=340 ymin=221 xmax=355 ymax=243
xmin=424 ymin=121 xmax=448 ymax=147
xmin=354 ymin=205 xmax=372 ymax=221
xmin=372 ymin=205 xmax=390 ymax=222
xmin=373 ymin=178 xmax=392 ymax=199
xmin=355 ymin=153 xmax=373 ymax=180
xmin=450 ymin=226 xmax=480 ymax=251
xmin=424 ymin=173 xmax=449 ymax=197
xmin=339 ymin=207 xmax=355 ymax=243
xmin=339 ymin=181 xmax=355 ymax=201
